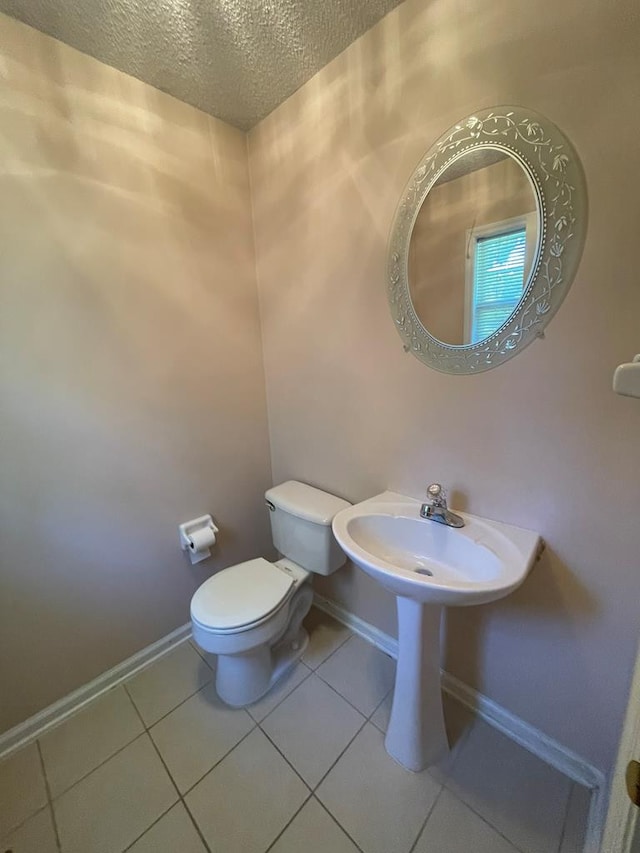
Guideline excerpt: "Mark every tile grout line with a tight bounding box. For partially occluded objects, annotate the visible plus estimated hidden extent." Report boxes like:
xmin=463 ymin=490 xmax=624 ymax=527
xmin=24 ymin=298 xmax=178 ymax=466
xmin=399 ymin=716 xmax=528 ymax=853
xmin=122 ymin=647 xmax=331 ymax=808
xmin=129 ymin=677 xmax=213 ymax=729
xmin=313 ymin=793 xmax=368 ymax=853
xmin=311 ymin=631 xmax=360 ymax=672
xmin=35 ymin=739 xmax=63 ymax=853
xmin=148 ymin=701 xmax=316 ymax=853
xmin=179 ymin=725 xmax=257 ymax=799
xmin=437 ymin=710 xmax=565 ymax=853
xmin=181 ymin=798 xmax=214 ymax=853
xmin=125 ymin=652 xmax=526 ymax=853
xmin=0 ymin=803 xmax=55 ymax=848
xmin=148 ymin=740 xmax=213 ymax=853
xmin=34 ymin=673 xmax=247 ymax=807
xmin=312 ymin=665 xmax=387 ymax=719
xmin=255 ymin=723 xmax=316 ymax=792
xmin=247 ymin=663 xmax=314 ymax=725
xmin=407 ymin=783 xmax=446 ymax=853
xmin=127 ymin=668 xmax=260 ymax=804
xmin=308 ymin=715 xmax=369 ymax=793
xmin=123 ymin=682 xmax=214 ymax=853
xmin=555 ymin=782 xmax=575 ymax=853
xmin=311 ymin=633 xmax=397 ymax=719
xmin=16 ymin=641 xmax=319 ymax=851
xmin=35 ymin=684 xmax=153 ymax=805
xmin=171 ymin=641 xmax=374 ymax=841
xmin=262 ymin=792 xmax=314 ymax=853
xmin=187 ymin=639 xmax=217 ymax=670
xmin=253 ymin=629 xmax=397 ymax=823
xmin=428 ymin=716 xmax=531 ymax=853
xmin=45 ymin=729 xmax=148 ymax=803
xmin=364 ymin=691 xmax=517 ymax=853
xmin=258 ymin=666 xmax=358 ymax=726
xmin=439 ymin=782 xmax=530 ymax=853
xmin=300 ymin=625 xmax=353 ymax=672
xmin=126 ymin=653 xmax=216 ymax=729
xmin=262 ymin=791 xmax=369 ymax=853
xmin=189 ymin=635 xmax=321 ymax=728
xmin=368 ymin=687 xmax=393 ymax=727
xmin=253 ymin=648 xmax=382 ymax=796
xmin=120 ymin=802 xmax=178 ymax=853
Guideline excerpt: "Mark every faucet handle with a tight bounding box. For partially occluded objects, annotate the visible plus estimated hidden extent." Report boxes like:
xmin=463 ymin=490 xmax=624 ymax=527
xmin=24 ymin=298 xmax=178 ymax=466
xmin=427 ymin=483 xmax=446 ymax=505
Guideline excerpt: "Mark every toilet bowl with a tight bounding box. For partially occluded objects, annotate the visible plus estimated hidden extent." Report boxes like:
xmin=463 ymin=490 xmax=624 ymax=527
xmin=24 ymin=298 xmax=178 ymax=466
xmin=190 ymin=481 xmax=350 ymax=707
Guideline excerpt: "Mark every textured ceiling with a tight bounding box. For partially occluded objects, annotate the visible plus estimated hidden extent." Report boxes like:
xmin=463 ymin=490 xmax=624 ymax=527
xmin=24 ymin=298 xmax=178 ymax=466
xmin=0 ymin=0 xmax=405 ymax=129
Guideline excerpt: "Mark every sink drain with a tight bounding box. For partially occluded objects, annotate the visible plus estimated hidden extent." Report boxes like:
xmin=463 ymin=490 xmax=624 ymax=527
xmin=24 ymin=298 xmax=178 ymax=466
xmin=415 ymin=568 xmax=434 ymax=576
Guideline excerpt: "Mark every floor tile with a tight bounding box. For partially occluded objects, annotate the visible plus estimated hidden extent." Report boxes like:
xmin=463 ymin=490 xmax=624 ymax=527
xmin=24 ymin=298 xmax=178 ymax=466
xmin=440 ymin=692 xmax=476 ymax=745
xmin=246 ymin=662 xmax=310 ymax=723
xmin=0 ymin=743 xmax=48 ymax=836
xmin=302 ymin=608 xmax=352 ymax=669
xmin=186 ymin=728 xmax=309 ymax=853
xmin=560 ymin=783 xmax=591 ymax=853
xmin=414 ymin=788 xmax=519 ymax=852
xmin=40 ymin=686 xmax=144 ymax=796
xmin=316 ymin=723 xmax=441 ymax=853
xmin=261 ymin=674 xmax=365 ymax=787
xmin=126 ymin=642 xmax=213 ymax=726
xmin=370 ymin=690 xmax=392 ymax=732
xmin=446 ymin=718 xmax=571 ymax=853
xmin=316 ymin=635 xmax=395 ymax=716
xmin=126 ymin=803 xmax=206 ymax=853
xmin=189 ymin=639 xmax=217 ymax=671
xmin=0 ymin=805 xmax=58 ymax=853
xmin=270 ymin=796 xmax=359 ymax=853
xmin=150 ymin=682 xmax=254 ymax=793
xmin=53 ymin=734 xmax=178 ymax=853
xmin=425 ymin=693 xmax=476 ymax=787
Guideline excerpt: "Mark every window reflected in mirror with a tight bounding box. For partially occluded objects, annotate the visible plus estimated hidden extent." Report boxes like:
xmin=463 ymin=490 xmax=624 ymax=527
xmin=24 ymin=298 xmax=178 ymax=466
xmin=407 ymin=150 xmax=539 ymax=346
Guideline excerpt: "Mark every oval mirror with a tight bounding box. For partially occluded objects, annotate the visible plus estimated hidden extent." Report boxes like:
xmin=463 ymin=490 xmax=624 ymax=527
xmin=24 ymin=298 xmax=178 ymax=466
xmin=388 ymin=107 xmax=587 ymax=373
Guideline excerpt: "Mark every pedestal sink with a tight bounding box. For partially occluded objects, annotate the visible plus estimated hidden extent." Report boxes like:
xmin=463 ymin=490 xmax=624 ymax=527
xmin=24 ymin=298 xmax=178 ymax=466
xmin=332 ymin=491 xmax=540 ymax=772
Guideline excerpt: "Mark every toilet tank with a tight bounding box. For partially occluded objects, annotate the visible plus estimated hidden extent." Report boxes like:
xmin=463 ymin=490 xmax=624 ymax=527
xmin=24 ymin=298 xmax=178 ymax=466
xmin=265 ymin=481 xmax=351 ymax=576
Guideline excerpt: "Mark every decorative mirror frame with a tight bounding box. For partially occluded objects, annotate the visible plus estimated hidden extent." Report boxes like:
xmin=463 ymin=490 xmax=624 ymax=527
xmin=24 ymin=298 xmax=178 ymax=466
xmin=388 ymin=106 xmax=587 ymax=373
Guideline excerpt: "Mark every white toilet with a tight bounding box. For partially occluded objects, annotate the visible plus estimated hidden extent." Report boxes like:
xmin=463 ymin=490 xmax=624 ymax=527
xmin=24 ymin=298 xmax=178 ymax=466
xmin=190 ymin=481 xmax=350 ymax=707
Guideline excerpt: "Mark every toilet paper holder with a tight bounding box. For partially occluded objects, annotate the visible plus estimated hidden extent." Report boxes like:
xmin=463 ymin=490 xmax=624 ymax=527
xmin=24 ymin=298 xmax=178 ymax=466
xmin=179 ymin=515 xmax=219 ymax=565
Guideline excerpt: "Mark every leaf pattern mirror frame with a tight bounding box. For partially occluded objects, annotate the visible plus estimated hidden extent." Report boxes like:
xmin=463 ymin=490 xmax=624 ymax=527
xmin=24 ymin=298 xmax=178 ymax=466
xmin=387 ymin=106 xmax=587 ymax=374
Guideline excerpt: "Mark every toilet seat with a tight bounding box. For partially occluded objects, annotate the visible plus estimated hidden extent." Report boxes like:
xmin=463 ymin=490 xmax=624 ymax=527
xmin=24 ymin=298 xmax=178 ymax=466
xmin=190 ymin=558 xmax=294 ymax=635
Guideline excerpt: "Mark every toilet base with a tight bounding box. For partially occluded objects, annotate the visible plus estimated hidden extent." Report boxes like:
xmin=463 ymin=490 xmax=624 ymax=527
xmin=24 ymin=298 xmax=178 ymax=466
xmin=216 ymin=627 xmax=309 ymax=707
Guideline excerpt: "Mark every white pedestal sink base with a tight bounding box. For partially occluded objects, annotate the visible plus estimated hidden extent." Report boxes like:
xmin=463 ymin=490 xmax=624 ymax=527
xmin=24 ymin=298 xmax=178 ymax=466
xmin=385 ymin=597 xmax=449 ymax=772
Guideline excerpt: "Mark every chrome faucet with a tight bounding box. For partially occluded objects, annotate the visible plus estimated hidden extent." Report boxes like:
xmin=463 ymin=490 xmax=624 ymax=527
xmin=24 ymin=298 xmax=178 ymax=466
xmin=420 ymin=483 xmax=465 ymax=528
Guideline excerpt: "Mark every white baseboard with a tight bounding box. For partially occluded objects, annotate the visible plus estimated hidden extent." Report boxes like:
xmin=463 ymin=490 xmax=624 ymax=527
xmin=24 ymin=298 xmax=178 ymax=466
xmin=313 ymin=593 xmax=607 ymax=853
xmin=0 ymin=623 xmax=192 ymax=761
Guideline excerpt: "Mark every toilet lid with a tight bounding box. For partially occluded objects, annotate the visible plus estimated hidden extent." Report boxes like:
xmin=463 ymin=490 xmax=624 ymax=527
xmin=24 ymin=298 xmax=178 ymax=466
xmin=190 ymin=558 xmax=294 ymax=631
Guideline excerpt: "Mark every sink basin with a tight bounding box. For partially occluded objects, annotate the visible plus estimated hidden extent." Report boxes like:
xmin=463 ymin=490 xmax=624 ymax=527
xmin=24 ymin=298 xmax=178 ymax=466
xmin=332 ymin=491 xmax=540 ymax=772
xmin=332 ymin=493 xmax=540 ymax=606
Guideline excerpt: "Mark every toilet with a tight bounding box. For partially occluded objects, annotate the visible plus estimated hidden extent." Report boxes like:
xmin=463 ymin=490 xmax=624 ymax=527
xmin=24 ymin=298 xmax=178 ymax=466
xmin=190 ymin=481 xmax=351 ymax=707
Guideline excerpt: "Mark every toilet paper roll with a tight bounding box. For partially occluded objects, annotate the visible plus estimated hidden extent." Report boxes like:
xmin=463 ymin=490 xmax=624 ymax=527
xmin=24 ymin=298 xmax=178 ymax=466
xmin=188 ymin=526 xmax=216 ymax=553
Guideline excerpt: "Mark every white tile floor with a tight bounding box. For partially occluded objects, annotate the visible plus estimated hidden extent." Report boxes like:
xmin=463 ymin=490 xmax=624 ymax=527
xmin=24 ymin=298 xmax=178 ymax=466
xmin=0 ymin=608 xmax=591 ymax=853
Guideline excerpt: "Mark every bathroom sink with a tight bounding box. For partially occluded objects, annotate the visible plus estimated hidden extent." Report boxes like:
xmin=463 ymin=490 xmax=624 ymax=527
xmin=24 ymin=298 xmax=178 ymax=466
xmin=332 ymin=492 xmax=540 ymax=606
xmin=332 ymin=491 xmax=540 ymax=772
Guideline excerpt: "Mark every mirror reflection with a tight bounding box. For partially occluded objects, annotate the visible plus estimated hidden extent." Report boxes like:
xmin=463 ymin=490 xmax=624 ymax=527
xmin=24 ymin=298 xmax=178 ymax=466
xmin=408 ymin=148 xmax=539 ymax=346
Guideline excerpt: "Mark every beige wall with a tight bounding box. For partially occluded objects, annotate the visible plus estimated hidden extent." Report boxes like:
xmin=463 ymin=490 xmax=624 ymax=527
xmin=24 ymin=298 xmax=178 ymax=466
xmin=249 ymin=0 xmax=640 ymax=773
xmin=0 ymin=14 xmax=273 ymax=733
